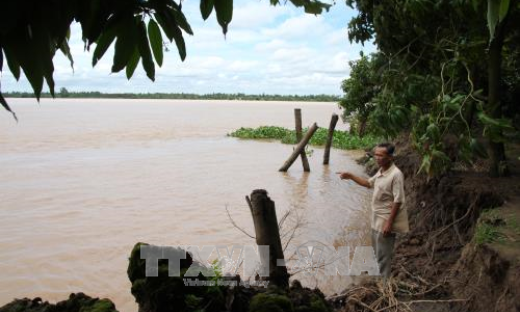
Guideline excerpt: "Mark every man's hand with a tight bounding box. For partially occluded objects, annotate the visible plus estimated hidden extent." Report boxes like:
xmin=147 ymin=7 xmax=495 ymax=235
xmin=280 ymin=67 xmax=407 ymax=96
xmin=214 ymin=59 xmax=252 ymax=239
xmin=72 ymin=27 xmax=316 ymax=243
xmin=382 ymin=219 xmax=393 ymax=236
xmin=336 ymin=171 xmax=371 ymax=188
xmin=336 ymin=172 xmax=353 ymax=180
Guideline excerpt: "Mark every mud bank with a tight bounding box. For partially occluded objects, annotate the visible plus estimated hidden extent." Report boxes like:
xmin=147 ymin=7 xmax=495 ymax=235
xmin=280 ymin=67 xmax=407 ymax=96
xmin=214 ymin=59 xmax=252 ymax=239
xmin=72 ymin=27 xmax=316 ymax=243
xmin=328 ymin=139 xmax=520 ymax=312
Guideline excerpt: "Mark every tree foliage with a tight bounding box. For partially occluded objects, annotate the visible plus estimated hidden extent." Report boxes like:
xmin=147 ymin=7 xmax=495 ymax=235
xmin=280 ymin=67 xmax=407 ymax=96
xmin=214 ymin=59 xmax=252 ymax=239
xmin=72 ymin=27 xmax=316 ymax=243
xmin=341 ymin=0 xmax=520 ymax=177
xmin=339 ymin=53 xmax=378 ymax=137
xmin=0 ymin=0 xmax=331 ymax=120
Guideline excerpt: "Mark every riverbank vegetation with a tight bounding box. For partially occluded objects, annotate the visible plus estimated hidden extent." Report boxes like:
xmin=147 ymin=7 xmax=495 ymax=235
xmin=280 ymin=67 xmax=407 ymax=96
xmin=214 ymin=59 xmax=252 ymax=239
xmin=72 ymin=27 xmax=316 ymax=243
xmin=339 ymin=0 xmax=520 ymax=178
xmin=228 ymin=126 xmax=380 ymax=150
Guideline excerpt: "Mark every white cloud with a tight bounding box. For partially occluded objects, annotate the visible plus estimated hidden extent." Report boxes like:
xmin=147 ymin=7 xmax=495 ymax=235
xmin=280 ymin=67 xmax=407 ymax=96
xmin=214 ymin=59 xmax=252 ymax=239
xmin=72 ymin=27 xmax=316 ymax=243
xmin=326 ymin=29 xmax=350 ymax=45
xmin=262 ymin=14 xmax=330 ymax=40
xmin=254 ymin=39 xmax=287 ymax=52
xmin=231 ymin=1 xmax=290 ymax=29
xmin=229 ymin=60 xmax=259 ymax=72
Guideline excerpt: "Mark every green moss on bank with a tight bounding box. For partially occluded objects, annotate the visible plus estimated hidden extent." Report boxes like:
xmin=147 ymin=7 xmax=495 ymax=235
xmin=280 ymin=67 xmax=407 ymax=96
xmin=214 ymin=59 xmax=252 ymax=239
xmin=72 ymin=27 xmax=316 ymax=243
xmin=228 ymin=126 xmax=380 ymax=150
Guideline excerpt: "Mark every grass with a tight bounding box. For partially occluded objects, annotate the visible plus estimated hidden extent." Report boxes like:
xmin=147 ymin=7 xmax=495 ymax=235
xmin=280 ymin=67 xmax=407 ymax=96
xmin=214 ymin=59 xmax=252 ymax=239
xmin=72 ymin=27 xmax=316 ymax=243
xmin=228 ymin=126 xmax=381 ymax=150
xmin=475 ymin=223 xmax=504 ymax=245
xmin=507 ymin=218 xmax=520 ymax=236
xmin=474 ymin=209 xmax=505 ymax=245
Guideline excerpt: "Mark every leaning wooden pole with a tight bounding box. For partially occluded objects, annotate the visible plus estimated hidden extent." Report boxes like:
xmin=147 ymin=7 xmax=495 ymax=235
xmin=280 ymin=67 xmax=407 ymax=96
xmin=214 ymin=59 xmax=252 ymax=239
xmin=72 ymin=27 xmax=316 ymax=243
xmin=279 ymin=122 xmax=319 ymax=172
xmin=323 ymin=113 xmax=339 ymax=165
xmin=294 ymin=108 xmax=310 ymax=172
xmin=247 ymin=189 xmax=289 ymax=288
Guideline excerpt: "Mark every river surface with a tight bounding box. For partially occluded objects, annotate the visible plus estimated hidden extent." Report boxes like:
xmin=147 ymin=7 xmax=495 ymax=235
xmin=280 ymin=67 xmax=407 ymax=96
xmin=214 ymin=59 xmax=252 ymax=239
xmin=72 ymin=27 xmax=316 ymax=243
xmin=0 ymin=99 xmax=372 ymax=311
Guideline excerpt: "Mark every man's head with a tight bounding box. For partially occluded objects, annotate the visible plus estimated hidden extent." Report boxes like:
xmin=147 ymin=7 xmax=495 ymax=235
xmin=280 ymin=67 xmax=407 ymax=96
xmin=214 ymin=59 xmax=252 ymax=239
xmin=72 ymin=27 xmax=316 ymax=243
xmin=374 ymin=143 xmax=395 ymax=169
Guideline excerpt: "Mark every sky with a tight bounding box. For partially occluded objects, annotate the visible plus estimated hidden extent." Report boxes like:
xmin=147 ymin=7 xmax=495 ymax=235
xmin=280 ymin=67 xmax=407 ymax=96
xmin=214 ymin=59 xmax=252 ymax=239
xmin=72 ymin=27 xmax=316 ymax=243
xmin=1 ymin=0 xmax=376 ymax=96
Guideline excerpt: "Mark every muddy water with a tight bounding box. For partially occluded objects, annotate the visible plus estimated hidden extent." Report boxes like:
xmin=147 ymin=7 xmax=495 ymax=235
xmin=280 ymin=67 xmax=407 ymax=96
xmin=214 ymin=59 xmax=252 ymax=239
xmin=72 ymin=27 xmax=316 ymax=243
xmin=0 ymin=99 xmax=372 ymax=311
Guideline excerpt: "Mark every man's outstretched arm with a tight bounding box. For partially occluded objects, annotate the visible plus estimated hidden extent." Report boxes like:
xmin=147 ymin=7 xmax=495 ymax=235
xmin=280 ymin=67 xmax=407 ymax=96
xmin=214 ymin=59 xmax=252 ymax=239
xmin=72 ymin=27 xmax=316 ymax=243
xmin=336 ymin=172 xmax=371 ymax=188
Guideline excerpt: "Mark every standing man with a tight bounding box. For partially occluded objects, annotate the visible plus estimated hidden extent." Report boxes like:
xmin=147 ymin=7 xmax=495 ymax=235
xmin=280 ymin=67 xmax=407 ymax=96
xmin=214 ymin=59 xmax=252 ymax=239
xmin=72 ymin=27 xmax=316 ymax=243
xmin=337 ymin=143 xmax=409 ymax=279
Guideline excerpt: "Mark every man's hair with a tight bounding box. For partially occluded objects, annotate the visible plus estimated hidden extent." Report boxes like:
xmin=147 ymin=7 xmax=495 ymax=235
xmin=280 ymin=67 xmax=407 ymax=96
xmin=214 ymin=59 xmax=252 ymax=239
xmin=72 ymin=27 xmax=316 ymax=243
xmin=376 ymin=142 xmax=395 ymax=156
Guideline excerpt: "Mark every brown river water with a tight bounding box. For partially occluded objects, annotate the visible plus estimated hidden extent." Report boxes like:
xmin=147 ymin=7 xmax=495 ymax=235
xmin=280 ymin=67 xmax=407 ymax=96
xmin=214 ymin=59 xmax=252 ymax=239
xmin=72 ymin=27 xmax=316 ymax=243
xmin=0 ymin=99 xmax=372 ymax=311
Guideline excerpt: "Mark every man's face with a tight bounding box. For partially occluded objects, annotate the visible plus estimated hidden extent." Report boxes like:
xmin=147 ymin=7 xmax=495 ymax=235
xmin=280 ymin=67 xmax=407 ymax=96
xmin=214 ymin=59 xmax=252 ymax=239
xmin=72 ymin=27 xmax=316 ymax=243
xmin=374 ymin=147 xmax=392 ymax=168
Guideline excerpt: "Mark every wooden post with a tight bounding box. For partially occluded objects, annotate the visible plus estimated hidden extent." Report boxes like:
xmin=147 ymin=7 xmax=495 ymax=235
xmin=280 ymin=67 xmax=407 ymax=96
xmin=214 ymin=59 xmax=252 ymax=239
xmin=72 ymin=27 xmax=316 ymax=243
xmin=279 ymin=122 xmax=318 ymax=172
xmin=323 ymin=113 xmax=339 ymax=165
xmin=247 ymin=189 xmax=289 ymax=288
xmin=295 ymin=109 xmax=311 ymax=172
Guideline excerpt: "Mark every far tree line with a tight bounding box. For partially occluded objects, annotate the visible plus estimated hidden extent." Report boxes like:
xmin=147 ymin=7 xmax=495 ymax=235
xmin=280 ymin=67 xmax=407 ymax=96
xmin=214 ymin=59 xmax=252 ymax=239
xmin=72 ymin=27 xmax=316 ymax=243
xmin=4 ymin=88 xmax=341 ymax=102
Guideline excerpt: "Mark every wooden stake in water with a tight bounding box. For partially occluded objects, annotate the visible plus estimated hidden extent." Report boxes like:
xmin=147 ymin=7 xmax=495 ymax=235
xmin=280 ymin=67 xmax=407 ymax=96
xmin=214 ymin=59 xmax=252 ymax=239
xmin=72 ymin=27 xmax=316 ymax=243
xmin=294 ymin=108 xmax=310 ymax=172
xmin=323 ymin=113 xmax=339 ymax=165
xmin=247 ymin=189 xmax=289 ymax=288
xmin=279 ymin=122 xmax=318 ymax=172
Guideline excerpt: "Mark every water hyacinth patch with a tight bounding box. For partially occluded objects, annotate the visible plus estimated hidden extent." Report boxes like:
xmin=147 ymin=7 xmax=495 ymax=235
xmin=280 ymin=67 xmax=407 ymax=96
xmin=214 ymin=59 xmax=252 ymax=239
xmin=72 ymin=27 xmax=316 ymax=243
xmin=228 ymin=126 xmax=380 ymax=150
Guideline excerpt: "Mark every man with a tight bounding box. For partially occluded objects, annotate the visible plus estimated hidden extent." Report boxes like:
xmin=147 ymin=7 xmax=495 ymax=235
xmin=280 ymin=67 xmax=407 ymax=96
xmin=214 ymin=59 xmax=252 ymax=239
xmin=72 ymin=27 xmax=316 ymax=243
xmin=337 ymin=143 xmax=409 ymax=279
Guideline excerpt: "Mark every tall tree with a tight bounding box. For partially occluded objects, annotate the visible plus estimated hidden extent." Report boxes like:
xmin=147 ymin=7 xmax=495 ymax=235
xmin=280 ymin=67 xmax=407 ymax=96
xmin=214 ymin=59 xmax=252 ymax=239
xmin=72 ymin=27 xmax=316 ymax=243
xmin=344 ymin=0 xmax=520 ymax=177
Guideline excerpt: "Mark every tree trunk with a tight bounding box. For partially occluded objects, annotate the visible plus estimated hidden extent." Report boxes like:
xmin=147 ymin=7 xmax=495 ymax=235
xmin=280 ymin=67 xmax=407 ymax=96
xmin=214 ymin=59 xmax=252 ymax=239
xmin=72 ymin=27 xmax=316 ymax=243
xmin=358 ymin=117 xmax=367 ymax=138
xmin=487 ymin=23 xmax=508 ymax=177
xmin=279 ymin=123 xmax=318 ymax=172
xmin=294 ymin=109 xmax=310 ymax=172
xmin=248 ymin=189 xmax=289 ymax=288
xmin=323 ymin=113 xmax=339 ymax=165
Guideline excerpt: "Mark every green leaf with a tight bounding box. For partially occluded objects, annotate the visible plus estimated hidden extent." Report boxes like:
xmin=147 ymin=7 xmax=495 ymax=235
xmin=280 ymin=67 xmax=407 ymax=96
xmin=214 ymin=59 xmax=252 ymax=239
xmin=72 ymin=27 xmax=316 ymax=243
xmin=171 ymin=25 xmax=187 ymax=61
xmin=126 ymin=47 xmax=140 ymax=80
xmin=394 ymin=108 xmax=407 ymax=124
xmin=93 ymin=16 xmax=120 ymax=66
xmin=78 ymin=0 xmax=107 ymax=48
xmin=431 ymin=149 xmax=451 ymax=175
xmin=470 ymin=138 xmax=489 ymax=158
xmin=30 ymin=22 xmax=56 ymax=97
xmin=112 ymin=16 xmax=138 ymax=73
xmin=200 ymin=0 xmax=214 ymax=20
xmin=137 ymin=20 xmax=155 ymax=81
xmin=154 ymin=13 xmax=173 ymax=42
xmin=0 ymin=91 xmax=18 ymax=121
xmin=289 ymin=0 xmax=306 ymax=6
xmin=214 ymin=0 xmax=233 ymax=35
xmin=304 ymin=1 xmax=323 ymax=14
xmin=477 ymin=111 xmax=514 ymax=129
xmin=426 ymin=123 xmax=440 ymax=142
xmin=457 ymin=139 xmax=473 ymax=164
xmin=148 ymin=19 xmax=164 ymax=67
xmin=171 ymin=8 xmax=194 ymax=35
xmin=3 ymin=46 xmax=21 ymax=80
xmin=417 ymin=154 xmax=431 ymax=176
xmin=59 ymin=39 xmax=74 ymax=70
xmin=443 ymin=99 xmax=459 ymax=112
xmin=499 ymin=0 xmax=510 ymax=21
xmin=11 ymin=25 xmax=45 ymax=99
xmin=20 ymin=59 xmax=44 ymax=99
xmin=487 ymin=0 xmax=500 ymax=39
xmin=432 ymin=149 xmax=450 ymax=162
xmin=155 ymin=12 xmax=186 ymax=61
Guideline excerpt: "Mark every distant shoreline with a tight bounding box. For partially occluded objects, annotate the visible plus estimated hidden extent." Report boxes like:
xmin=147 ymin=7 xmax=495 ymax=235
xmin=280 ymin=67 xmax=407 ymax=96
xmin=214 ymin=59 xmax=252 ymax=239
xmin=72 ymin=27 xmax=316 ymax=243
xmin=3 ymin=91 xmax=341 ymax=102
